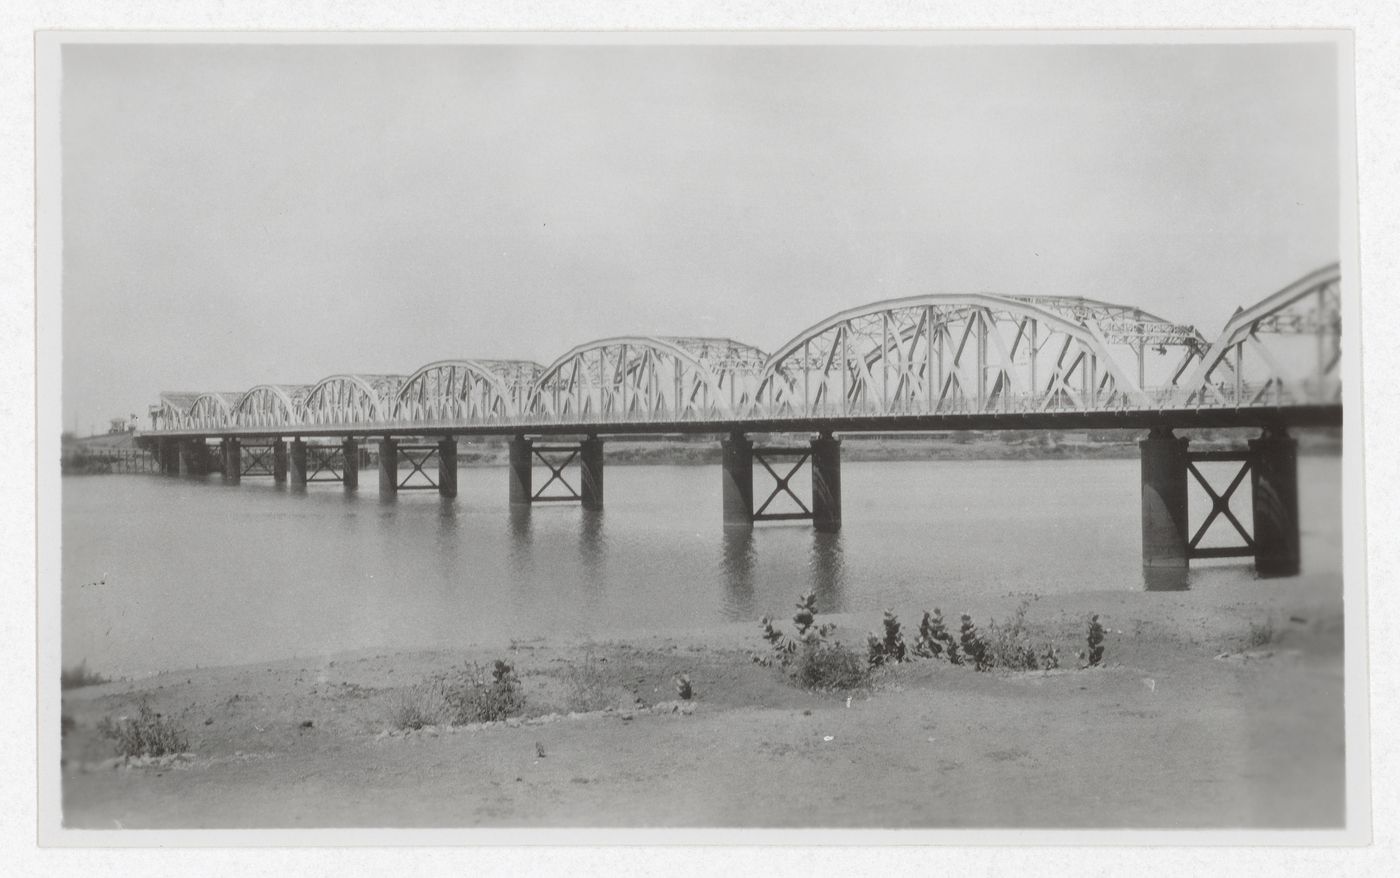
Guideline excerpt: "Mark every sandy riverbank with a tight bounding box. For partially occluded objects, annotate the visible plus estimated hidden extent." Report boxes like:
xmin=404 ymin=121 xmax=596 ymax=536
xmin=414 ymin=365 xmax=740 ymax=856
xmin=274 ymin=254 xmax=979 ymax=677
xmin=59 ymin=574 xmax=1346 ymax=829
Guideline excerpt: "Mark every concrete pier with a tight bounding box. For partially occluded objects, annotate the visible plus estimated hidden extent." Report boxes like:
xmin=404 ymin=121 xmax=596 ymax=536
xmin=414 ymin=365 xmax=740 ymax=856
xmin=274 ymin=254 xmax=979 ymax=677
xmin=580 ymin=435 xmax=604 ymax=510
xmin=438 ymin=437 xmax=457 ymax=498
xmin=1140 ymin=426 xmax=1189 ymax=567
xmin=810 ymin=432 xmax=842 ymax=533
xmin=378 ymin=438 xmax=398 ymax=496
xmin=1249 ymin=428 xmax=1300 ymax=577
xmin=222 ymin=438 xmax=241 ymax=484
xmin=721 ymin=432 xmax=754 ymax=527
xmin=289 ymin=439 xmax=307 ymax=486
xmin=179 ymin=439 xmax=209 ymax=476
xmin=509 ymin=435 xmax=533 ymax=505
xmin=272 ymin=439 xmax=288 ymax=484
xmin=342 ymin=438 xmax=359 ymax=490
xmin=158 ymin=438 xmax=180 ymax=475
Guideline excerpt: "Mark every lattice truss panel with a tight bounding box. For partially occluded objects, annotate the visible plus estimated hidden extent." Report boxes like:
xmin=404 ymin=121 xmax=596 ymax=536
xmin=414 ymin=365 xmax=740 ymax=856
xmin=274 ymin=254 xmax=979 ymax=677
xmin=233 ymin=384 xmax=309 ymax=429
xmin=303 ymin=375 xmax=404 ymax=426
xmin=755 ymin=294 xmax=1151 ymax=417
xmin=392 ymin=360 xmax=544 ymax=424
xmin=526 ymin=337 xmax=768 ymax=423
xmin=1175 ymin=264 xmax=1341 ymax=407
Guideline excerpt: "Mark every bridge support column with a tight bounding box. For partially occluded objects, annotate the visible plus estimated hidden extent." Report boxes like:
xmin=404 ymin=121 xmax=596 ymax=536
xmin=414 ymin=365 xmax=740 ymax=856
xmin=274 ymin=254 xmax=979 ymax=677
xmin=580 ymin=435 xmax=604 ymax=510
xmin=272 ymin=439 xmax=288 ymax=484
xmin=810 ymin=432 xmax=842 ymax=533
xmin=378 ymin=438 xmax=398 ymax=496
xmin=721 ymin=432 xmax=754 ymax=527
xmin=222 ymin=438 xmax=241 ymax=484
xmin=1250 ymin=428 xmax=1300 ymax=577
xmin=438 ymin=438 xmax=457 ymax=498
xmin=1140 ymin=427 xmax=1189 ymax=568
xmin=342 ymin=438 xmax=359 ymax=490
xmin=289 ymin=439 xmax=307 ymax=486
xmin=158 ymin=439 xmax=179 ymax=475
xmin=178 ymin=439 xmax=208 ymax=476
xmin=509 ymin=435 xmax=533 ymax=505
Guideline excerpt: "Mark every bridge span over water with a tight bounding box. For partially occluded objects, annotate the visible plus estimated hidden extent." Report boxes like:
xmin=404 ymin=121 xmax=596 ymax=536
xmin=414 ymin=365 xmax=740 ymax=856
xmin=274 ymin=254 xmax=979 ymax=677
xmin=140 ymin=264 xmax=1342 ymax=578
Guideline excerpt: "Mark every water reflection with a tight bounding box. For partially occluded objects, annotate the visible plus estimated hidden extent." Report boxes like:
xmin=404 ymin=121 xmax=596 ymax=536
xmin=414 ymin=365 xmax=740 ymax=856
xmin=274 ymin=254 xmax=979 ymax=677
xmin=1141 ymin=566 xmax=1191 ymax=592
xmin=578 ymin=509 xmax=606 ymax=594
xmin=809 ymin=531 xmax=846 ymax=613
xmin=719 ymin=527 xmax=756 ymax=620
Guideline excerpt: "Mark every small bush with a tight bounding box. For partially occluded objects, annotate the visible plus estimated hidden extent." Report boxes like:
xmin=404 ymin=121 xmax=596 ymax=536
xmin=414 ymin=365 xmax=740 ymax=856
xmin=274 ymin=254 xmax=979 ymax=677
xmin=1247 ymin=619 xmax=1276 ymax=648
xmin=985 ymin=601 xmax=1043 ymax=671
xmin=97 ymin=702 xmax=188 ymax=758
xmin=959 ymin=614 xmax=991 ymax=671
xmin=674 ymin=673 xmax=692 ymax=701
xmin=387 ymin=683 xmax=451 ymax=730
xmin=867 ymin=610 xmax=908 ymax=667
xmin=61 ymin=660 xmax=111 ymax=690
xmin=443 ymin=660 xmax=526 ymax=723
xmin=759 ymin=592 xmax=836 ymax=668
xmin=1081 ymin=615 xmax=1106 ymax=667
xmin=792 ymin=640 xmax=869 ymax=692
xmin=912 ymin=608 xmax=961 ymax=664
xmin=564 ymin=653 xmax=615 ymax=713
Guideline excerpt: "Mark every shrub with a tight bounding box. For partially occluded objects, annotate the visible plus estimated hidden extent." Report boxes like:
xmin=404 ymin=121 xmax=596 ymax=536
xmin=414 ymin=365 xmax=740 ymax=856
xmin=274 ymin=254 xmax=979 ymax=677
xmin=674 ymin=673 xmax=692 ymax=701
xmin=912 ymin=608 xmax=961 ymax=664
xmin=61 ymin=660 xmax=111 ymax=690
xmin=759 ymin=592 xmax=836 ymax=668
xmin=564 ymin=653 xmax=615 ymax=713
xmin=867 ymin=610 xmax=908 ymax=668
xmin=443 ymin=660 xmax=526 ymax=723
xmin=1247 ymin=618 xmax=1276 ymax=648
xmin=387 ymin=683 xmax=451 ymax=730
xmin=959 ymin=614 xmax=991 ymax=671
xmin=984 ymin=601 xmax=1043 ymax=671
xmin=792 ymin=640 xmax=870 ymax=692
xmin=97 ymin=702 xmax=188 ymax=758
xmin=1081 ymin=615 xmax=1106 ymax=667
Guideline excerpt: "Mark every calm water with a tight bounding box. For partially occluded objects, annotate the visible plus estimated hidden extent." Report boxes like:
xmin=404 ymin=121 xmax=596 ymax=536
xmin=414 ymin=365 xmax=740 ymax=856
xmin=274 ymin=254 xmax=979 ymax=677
xmin=61 ymin=457 xmax=1342 ymax=675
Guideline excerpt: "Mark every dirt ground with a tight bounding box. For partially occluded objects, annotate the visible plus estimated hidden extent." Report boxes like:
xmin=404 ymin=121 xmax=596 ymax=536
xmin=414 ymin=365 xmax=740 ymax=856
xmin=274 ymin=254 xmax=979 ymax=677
xmin=59 ymin=575 xmax=1346 ymax=829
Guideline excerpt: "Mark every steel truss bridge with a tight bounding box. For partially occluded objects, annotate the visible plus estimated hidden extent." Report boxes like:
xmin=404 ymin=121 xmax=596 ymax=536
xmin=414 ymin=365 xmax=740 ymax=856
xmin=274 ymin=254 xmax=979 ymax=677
xmin=140 ymin=264 xmax=1342 ymax=578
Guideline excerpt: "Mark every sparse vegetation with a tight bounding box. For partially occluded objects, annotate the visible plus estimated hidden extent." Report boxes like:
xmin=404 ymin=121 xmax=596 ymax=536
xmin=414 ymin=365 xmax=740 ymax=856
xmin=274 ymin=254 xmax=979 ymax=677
xmin=866 ymin=610 xmax=908 ymax=667
xmin=442 ymin=659 xmax=526 ymax=723
xmin=1081 ymin=615 xmax=1106 ymax=667
xmin=564 ymin=653 xmax=615 ymax=713
xmin=674 ymin=673 xmax=692 ymax=701
xmin=983 ymin=600 xmax=1060 ymax=672
xmin=61 ymin=660 xmax=111 ymax=690
xmin=959 ymin=614 xmax=991 ymax=671
xmin=386 ymin=682 xmax=451 ymax=730
xmin=1247 ymin=618 xmax=1277 ymax=648
xmin=758 ymin=593 xmax=869 ymax=691
xmin=912 ymin=608 xmax=961 ymax=663
xmin=97 ymin=702 xmax=188 ymax=758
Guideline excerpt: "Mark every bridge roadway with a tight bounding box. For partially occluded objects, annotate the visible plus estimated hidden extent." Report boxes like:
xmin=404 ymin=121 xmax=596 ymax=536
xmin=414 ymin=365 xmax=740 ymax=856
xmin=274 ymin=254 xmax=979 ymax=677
xmin=139 ymin=264 xmax=1344 ymax=578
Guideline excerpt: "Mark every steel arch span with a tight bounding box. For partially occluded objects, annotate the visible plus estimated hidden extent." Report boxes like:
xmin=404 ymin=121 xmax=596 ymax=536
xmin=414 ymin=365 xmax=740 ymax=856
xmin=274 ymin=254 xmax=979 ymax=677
xmin=392 ymin=360 xmax=544 ymax=425
xmin=754 ymin=294 xmax=1146 ymax=418
xmin=1175 ymin=263 xmax=1342 ymax=407
xmin=233 ymin=385 xmax=308 ymax=429
xmin=166 ymin=391 xmax=241 ymax=432
xmin=303 ymin=374 xmax=404 ymax=427
xmin=526 ymin=337 xmax=769 ymax=423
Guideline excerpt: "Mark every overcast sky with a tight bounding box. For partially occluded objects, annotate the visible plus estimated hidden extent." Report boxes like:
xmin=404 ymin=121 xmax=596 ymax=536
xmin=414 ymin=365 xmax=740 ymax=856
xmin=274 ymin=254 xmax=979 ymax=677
xmin=59 ymin=40 xmax=1340 ymax=432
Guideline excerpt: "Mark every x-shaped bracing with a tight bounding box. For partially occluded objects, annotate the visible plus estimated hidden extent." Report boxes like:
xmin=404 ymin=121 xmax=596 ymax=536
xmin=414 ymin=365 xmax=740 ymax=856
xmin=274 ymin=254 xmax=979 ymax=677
xmin=1187 ymin=459 xmax=1255 ymax=551
xmin=240 ymin=444 xmax=276 ymax=477
xmin=307 ymin=447 xmax=344 ymax=482
xmin=754 ymin=450 xmax=812 ymax=519
xmin=397 ymin=446 xmax=440 ymax=490
xmin=532 ymin=447 xmax=581 ymax=501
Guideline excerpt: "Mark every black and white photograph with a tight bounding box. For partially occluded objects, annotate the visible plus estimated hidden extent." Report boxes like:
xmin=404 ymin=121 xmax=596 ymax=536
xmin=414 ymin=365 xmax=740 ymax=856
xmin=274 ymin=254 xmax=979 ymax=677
xmin=34 ymin=28 xmax=1369 ymax=846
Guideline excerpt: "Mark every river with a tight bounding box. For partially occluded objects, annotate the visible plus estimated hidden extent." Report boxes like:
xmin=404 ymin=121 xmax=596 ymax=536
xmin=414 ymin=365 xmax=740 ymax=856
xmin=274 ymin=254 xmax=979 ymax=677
xmin=60 ymin=456 xmax=1343 ymax=676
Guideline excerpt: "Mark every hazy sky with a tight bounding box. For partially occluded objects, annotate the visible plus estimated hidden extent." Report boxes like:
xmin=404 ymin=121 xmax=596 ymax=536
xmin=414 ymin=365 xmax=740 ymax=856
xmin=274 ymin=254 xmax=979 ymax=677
xmin=59 ymin=41 xmax=1340 ymax=432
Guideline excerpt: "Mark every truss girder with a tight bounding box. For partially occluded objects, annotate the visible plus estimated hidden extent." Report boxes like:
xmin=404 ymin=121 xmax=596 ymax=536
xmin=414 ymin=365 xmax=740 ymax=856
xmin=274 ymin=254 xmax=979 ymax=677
xmin=527 ymin=336 xmax=768 ymax=424
xmin=1174 ymin=263 xmax=1342 ymax=408
xmin=233 ymin=384 xmax=308 ymax=429
xmin=304 ymin=374 xmax=404 ymax=427
xmin=755 ymin=293 xmax=1145 ymax=418
xmin=392 ymin=359 xmax=544 ymax=425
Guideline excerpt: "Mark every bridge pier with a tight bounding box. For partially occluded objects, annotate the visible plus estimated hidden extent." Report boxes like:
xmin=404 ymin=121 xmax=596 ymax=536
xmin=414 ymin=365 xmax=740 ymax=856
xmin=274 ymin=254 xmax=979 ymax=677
xmin=272 ymin=439 xmax=288 ymax=484
xmin=438 ymin=437 xmax=457 ymax=498
xmin=178 ymin=439 xmax=210 ymax=476
xmin=289 ymin=439 xmax=307 ymax=486
xmin=221 ymin=438 xmax=241 ymax=484
xmin=1140 ymin=427 xmax=1189 ymax=568
xmin=379 ymin=438 xmax=399 ymax=496
xmin=342 ymin=437 xmax=359 ymax=490
xmin=721 ymin=432 xmax=754 ymax=527
xmin=580 ymin=435 xmax=604 ymax=510
xmin=509 ymin=435 xmax=533 ymax=505
xmin=1250 ymin=428 xmax=1300 ymax=577
xmin=810 ymin=432 xmax=842 ymax=533
xmin=157 ymin=438 xmax=180 ymax=475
